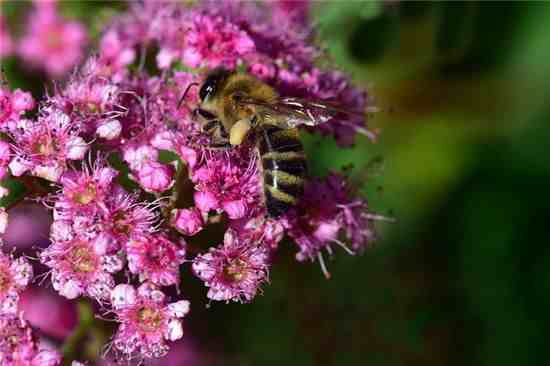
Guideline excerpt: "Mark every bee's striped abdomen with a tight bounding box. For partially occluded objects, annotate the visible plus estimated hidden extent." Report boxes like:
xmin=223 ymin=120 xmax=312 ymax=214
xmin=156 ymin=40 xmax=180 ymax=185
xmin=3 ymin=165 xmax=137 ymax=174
xmin=259 ymin=126 xmax=307 ymax=217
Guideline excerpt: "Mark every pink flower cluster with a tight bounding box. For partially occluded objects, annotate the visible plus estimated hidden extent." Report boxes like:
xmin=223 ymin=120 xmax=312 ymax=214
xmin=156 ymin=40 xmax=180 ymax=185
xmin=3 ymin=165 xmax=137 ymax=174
xmin=0 ymin=313 xmax=62 ymax=366
xmin=0 ymin=1 xmax=87 ymax=76
xmin=0 ymin=0 xmax=388 ymax=362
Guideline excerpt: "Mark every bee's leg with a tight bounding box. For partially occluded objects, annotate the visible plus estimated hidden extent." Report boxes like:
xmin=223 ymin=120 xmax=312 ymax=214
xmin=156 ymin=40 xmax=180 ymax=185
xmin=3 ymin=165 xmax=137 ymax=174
xmin=202 ymin=119 xmax=222 ymax=134
xmin=204 ymin=126 xmax=232 ymax=150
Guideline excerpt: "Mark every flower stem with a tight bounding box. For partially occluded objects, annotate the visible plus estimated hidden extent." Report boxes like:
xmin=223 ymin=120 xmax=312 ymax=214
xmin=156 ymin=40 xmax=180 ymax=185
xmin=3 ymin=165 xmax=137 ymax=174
xmin=61 ymin=300 xmax=95 ymax=365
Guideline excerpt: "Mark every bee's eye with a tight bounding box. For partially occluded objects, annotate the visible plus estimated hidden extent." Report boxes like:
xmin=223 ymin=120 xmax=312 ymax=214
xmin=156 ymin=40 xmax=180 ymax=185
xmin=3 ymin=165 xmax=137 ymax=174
xmin=199 ymin=82 xmax=216 ymax=101
xmin=199 ymin=68 xmax=230 ymax=101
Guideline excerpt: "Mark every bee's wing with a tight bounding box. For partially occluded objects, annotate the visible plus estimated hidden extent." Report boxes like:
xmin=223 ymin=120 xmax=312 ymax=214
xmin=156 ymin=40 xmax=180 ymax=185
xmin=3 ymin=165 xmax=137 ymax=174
xmin=238 ymin=97 xmax=363 ymax=128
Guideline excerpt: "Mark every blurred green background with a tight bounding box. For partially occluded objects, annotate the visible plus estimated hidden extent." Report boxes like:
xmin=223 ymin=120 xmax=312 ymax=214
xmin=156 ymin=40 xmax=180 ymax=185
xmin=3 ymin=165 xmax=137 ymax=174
xmin=4 ymin=1 xmax=550 ymax=365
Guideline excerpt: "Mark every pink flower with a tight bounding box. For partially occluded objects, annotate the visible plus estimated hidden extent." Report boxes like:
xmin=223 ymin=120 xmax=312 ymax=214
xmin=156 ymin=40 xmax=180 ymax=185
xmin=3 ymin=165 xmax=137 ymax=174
xmin=100 ymin=188 xmax=159 ymax=250
xmin=171 ymin=208 xmax=204 ymax=236
xmin=230 ymin=216 xmax=285 ymax=251
xmin=192 ymin=229 xmax=270 ymax=303
xmin=190 ymin=148 xmax=262 ymax=219
xmin=0 ymin=250 xmax=33 ymax=314
xmin=99 ymin=30 xmax=136 ymax=78
xmin=57 ymin=160 xmax=118 ymax=212
xmin=9 ymin=110 xmax=88 ymax=182
xmin=0 ymin=86 xmax=35 ymax=130
xmin=306 ymin=70 xmax=376 ymax=146
xmin=18 ymin=3 xmax=87 ymax=76
xmin=0 ymin=16 xmax=13 ymax=58
xmin=284 ymin=173 xmax=382 ymax=278
xmin=0 ymin=313 xmax=62 ymax=366
xmin=110 ymin=283 xmax=190 ymax=360
xmin=136 ymin=162 xmax=175 ymax=193
xmin=40 ymin=235 xmax=124 ymax=300
xmin=126 ymin=234 xmax=186 ymax=287
xmin=181 ymin=13 xmax=255 ymax=69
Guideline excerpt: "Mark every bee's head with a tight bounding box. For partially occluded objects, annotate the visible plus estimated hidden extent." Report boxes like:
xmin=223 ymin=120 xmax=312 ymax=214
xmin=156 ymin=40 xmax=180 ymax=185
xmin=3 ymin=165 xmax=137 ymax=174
xmin=199 ymin=68 xmax=231 ymax=102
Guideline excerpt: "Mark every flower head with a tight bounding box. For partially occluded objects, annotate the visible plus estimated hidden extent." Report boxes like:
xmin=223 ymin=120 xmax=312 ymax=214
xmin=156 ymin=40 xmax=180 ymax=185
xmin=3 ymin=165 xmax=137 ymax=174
xmin=18 ymin=3 xmax=87 ymax=76
xmin=0 ymin=249 xmax=33 ymax=315
xmin=110 ymin=283 xmax=190 ymax=360
xmin=40 ymin=235 xmax=123 ymax=300
xmin=9 ymin=110 xmax=88 ymax=182
xmin=0 ymin=313 xmax=62 ymax=366
xmin=181 ymin=12 xmax=255 ymax=69
xmin=0 ymin=86 xmax=35 ymax=131
xmin=56 ymin=159 xmax=118 ymax=212
xmin=191 ymin=147 xmax=262 ymax=219
xmin=126 ymin=234 xmax=186 ymax=287
xmin=284 ymin=173 xmax=380 ymax=278
xmin=192 ymin=229 xmax=270 ymax=303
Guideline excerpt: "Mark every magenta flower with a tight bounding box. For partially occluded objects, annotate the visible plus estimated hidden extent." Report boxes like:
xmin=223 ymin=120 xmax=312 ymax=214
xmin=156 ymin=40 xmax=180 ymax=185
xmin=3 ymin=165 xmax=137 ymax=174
xmin=0 ymin=250 xmax=33 ymax=315
xmin=171 ymin=208 xmax=204 ymax=236
xmin=181 ymin=12 xmax=255 ymax=69
xmin=126 ymin=234 xmax=186 ymax=287
xmin=56 ymin=161 xmax=118 ymax=212
xmin=98 ymin=30 xmax=136 ymax=80
xmin=8 ymin=110 xmax=88 ymax=182
xmin=0 ymin=0 xmax=388 ymax=363
xmin=110 ymin=283 xmax=190 ymax=360
xmin=0 ymin=313 xmax=62 ymax=366
xmin=136 ymin=161 xmax=175 ymax=193
xmin=284 ymin=173 xmax=383 ymax=278
xmin=100 ymin=188 xmax=159 ymax=250
xmin=18 ymin=3 xmax=87 ymax=76
xmin=191 ymin=148 xmax=262 ymax=219
xmin=192 ymin=229 xmax=270 ymax=303
xmin=40 ymin=235 xmax=124 ymax=300
xmin=0 ymin=86 xmax=35 ymax=131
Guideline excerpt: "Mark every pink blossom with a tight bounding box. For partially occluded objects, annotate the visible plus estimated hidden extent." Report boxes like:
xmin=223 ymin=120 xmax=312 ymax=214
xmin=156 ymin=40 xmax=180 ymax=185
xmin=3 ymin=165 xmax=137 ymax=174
xmin=98 ymin=30 xmax=136 ymax=78
xmin=100 ymin=188 xmax=159 ymax=249
xmin=0 ymin=250 xmax=33 ymax=314
xmin=192 ymin=229 xmax=270 ymax=303
xmin=126 ymin=234 xmax=186 ymax=286
xmin=190 ymin=147 xmax=262 ymax=219
xmin=110 ymin=283 xmax=190 ymax=360
xmin=57 ymin=160 xmax=118 ymax=212
xmin=136 ymin=162 xmax=175 ymax=193
xmin=181 ymin=13 xmax=255 ymax=69
xmin=0 ymin=313 xmax=62 ymax=366
xmin=231 ymin=215 xmax=285 ymax=251
xmin=18 ymin=3 xmax=87 ymax=76
xmin=8 ymin=110 xmax=88 ymax=182
xmin=171 ymin=208 xmax=204 ymax=236
xmin=0 ymin=86 xmax=35 ymax=130
xmin=40 ymin=235 xmax=124 ymax=300
xmin=0 ymin=16 xmax=13 ymax=58
xmin=284 ymin=173 xmax=381 ymax=278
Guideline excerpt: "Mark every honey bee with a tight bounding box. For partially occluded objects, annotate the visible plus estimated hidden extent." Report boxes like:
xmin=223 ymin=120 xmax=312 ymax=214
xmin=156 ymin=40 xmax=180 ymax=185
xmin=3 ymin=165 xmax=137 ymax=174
xmin=188 ymin=68 xmax=358 ymax=217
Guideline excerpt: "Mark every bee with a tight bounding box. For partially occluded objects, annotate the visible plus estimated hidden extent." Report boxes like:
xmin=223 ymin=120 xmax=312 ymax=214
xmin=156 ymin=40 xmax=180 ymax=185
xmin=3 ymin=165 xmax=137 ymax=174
xmin=188 ymin=68 xmax=358 ymax=218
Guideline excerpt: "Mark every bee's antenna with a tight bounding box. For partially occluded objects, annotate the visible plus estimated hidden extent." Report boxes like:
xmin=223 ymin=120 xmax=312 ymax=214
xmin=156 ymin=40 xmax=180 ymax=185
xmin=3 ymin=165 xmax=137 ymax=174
xmin=178 ymin=82 xmax=200 ymax=109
